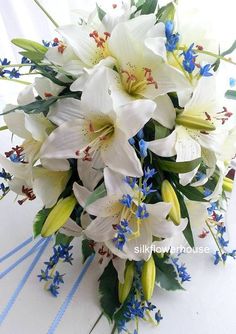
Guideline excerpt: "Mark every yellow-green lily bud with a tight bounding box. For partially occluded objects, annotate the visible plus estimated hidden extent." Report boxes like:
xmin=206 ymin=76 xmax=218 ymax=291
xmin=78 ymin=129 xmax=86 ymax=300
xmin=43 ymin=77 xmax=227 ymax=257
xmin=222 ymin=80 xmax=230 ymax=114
xmin=176 ymin=114 xmax=216 ymax=131
xmin=118 ymin=261 xmax=135 ymax=304
xmin=161 ymin=180 xmax=181 ymax=226
xmin=41 ymin=195 xmax=77 ymax=237
xmin=141 ymin=255 xmax=156 ymax=301
xmin=223 ymin=177 xmax=234 ymax=192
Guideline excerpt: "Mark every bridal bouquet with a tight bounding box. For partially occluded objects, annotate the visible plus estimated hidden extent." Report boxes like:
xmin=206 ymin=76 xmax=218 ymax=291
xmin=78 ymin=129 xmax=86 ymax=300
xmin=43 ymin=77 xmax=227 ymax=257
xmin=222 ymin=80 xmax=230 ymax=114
xmin=1 ymin=0 xmax=236 ymax=333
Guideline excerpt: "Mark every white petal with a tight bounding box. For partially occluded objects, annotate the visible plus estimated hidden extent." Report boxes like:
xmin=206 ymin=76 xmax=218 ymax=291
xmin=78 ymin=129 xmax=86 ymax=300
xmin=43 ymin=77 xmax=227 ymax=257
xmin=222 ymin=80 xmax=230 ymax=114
xmin=24 ymin=113 xmax=52 ymax=142
xmin=116 ymin=99 xmax=156 ymax=138
xmin=125 ymin=14 xmax=156 ymax=40
xmin=40 ymin=119 xmax=92 ymax=160
xmin=17 ymin=85 xmax=35 ymax=105
xmin=4 ymin=109 xmax=31 ymax=139
xmin=41 ymin=158 xmax=70 ymax=171
xmin=60 ymin=218 xmax=83 ymax=237
xmin=145 ymin=22 xmax=167 ymax=60
xmin=77 ymin=159 xmax=103 ymax=191
xmin=104 ymin=167 xmax=132 ymax=196
xmin=45 ymin=45 xmax=77 ymax=66
xmin=84 ymin=216 xmax=117 ymax=242
xmin=101 ymin=129 xmax=143 ymax=177
xmin=81 ymin=67 xmax=113 ymax=114
xmin=73 ymin=182 xmax=92 ymax=208
xmin=175 ymin=126 xmax=201 ymax=186
xmin=152 ymin=95 xmax=176 ymax=129
xmin=34 ymin=77 xmax=64 ymax=99
xmin=148 ymin=130 xmax=177 ymax=157
xmin=0 ymin=155 xmax=30 ymax=180
xmin=33 ymin=167 xmax=70 ymax=208
xmin=112 ymin=258 xmax=127 ymax=283
xmin=48 ymin=98 xmax=84 ymax=126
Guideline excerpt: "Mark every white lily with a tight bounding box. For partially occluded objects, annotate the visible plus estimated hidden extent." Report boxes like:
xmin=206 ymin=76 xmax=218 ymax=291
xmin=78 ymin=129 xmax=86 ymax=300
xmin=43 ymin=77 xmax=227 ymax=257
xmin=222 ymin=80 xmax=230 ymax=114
xmin=73 ymin=168 xmax=188 ymax=261
xmin=148 ymin=76 xmax=226 ymax=185
xmin=40 ymin=67 xmax=156 ymax=177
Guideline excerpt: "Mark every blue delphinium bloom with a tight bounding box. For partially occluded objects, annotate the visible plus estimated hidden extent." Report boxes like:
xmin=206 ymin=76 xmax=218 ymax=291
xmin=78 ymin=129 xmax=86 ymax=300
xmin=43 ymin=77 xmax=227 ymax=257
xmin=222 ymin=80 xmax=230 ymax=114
xmin=139 ymin=139 xmax=148 ymax=158
xmin=136 ymin=204 xmax=149 ymax=219
xmin=124 ymin=176 xmax=137 ymax=189
xmin=0 ymin=58 xmax=10 ymax=66
xmin=120 ymin=194 xmax=133 ymax=208
xmin=199 ymin=64 xmax=213 ymax=77
xmin=172 ymin=257 xmax=191 ymax=283
xmin=113 ymin=220 xmax=132 ymax=251
xmin=229 ymin=77 xmax=236 ymax=87
xmin=213 ymin=251 xmax=221 ymax=265
xmin=48 ymin=284 xmax=60 ymax=297
xmin=182 ymin=43 xmax=197 ymax=73
xmin=5 ymin=68 xmax=20 ymax=79
xmin=155 ymin=310 xmax=163 ymax=323
xmin=37 ymin=269 xmax=52 ymax=282
xmin=0 ymin=168 xmax=12 ymax=180
xmin=165 ymin=20 xmax=179 ymax=52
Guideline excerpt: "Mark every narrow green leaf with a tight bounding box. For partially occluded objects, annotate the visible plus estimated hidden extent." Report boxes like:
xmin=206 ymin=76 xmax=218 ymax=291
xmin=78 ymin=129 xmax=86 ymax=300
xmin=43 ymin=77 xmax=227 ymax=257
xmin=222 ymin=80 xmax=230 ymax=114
xmin=154 ymin=121 xmax=170 ymax=139
xmin=33 ymin=208 xmax=51 ymax=238
xmin=172 ymin=177 xmax=207 ymax=202
xmin=12 ymin=38 xmax=47 ymax=53
xmin=221 ymin=40 xmax=236 ymax=57
xmin=85 ymin=183 xmax=107 ymax=207
xmin=158 ymin=158 xmax=201 ymax=173
xmin=82 ymin=239 xmax=95 ymax=263
xmin=157 ymin=2 xmax=175 ymax=22
xmin=55 ymin=232 xmax=73 ymax=246
xmin=176 ymin=190 xmax=194 ymax=248
xmin=0 ymin=125 xmax=8 ymax=131
xmin=154 ymin=254 xmax=184 ymax=291
xmin=99 ymin=262 xmax=120 ymax=320
xmin=141 ymin=0 xmax=158 ymax=14
xmin=96 ymin=3 xmax=106 ymax=21
xmin=225 ymin=90 xmax=236 ymax=100
xmin=20 ymin=50 xmax=45 ymax=63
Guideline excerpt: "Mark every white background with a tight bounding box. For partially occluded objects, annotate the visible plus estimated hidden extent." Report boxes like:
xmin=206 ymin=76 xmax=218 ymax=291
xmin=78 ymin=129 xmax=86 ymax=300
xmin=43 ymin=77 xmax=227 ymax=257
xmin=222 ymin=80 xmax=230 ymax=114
xmin=1 ymin=1 xmax=236 ymax=333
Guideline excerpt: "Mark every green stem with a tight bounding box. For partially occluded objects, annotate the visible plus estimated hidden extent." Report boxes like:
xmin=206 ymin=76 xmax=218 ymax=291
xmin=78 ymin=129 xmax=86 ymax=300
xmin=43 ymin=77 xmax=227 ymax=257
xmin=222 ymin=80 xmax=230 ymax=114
xmin=33 ymin=0 xmax=59 ymax=27
xmin=89 ymin=312 xmax=103 ymax=334
xmin=0 ymin=125 xmax=8 ymax=131
xmin=111 ymin=323 xmax=117 ymax=334
xmin=178 ymin=46 xmax=236 ymax=66
xmin=171 ymin=51 xmax=192 ymax=83
xmin=0 ymin=63 xmax=35 ymax=69
xmin=206 ymin=220 xmax=224 ymax=260
xmin=0 ymin=77 xmax=31 ymax=85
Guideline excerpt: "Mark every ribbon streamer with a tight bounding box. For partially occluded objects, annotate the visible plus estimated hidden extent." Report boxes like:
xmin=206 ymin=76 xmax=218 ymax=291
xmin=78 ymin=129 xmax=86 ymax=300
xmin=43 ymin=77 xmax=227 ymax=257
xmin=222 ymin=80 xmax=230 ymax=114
xmin=0 ymin=236 xmax=33 ymax=263
xmin=47 ymin=254 xmax=95 ymax=334
xmin=0 ymin=237 xmax=51 ymax=326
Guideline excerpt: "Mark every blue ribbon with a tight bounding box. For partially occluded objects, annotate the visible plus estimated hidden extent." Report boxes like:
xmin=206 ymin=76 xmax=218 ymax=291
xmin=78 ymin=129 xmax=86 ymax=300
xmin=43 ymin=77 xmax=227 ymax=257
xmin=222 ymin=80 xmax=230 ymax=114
xmin=0 ymin=237 xmax=51 ymax=325
xmin=47 ymin=254 xmax=95 ymax=334
xmin=0 ymin=238 xmax=44 ymax=279
xmin=0 ymin=236 xmax=33 ymax=263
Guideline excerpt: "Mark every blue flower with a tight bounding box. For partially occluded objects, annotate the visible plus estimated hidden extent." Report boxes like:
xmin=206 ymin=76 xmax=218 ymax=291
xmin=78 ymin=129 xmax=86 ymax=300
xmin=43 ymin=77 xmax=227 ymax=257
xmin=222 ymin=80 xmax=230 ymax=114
xmin=42 ymin=40 xmax=51 ymax=47
xmin=182 ymin=44 xmax=197 ymax=73
xmin=155 ymin=310 xmax=163 ymax=323
xmin=139 ymin=139 xmax=148 ymax=158
xmin=204 ymin=188 xmax=212 ymax=197
xmin=21 ymin=56 xmax=31 ymax=64
xmin=137 ymin=128 xmax=144 ymax=139
xmin=136 ymin=204 xmax=149 ymax=219
xmin=53 ymin=271 xmax=65 ymax=285
xmin=218 ymin=236 xmax=229 ymax=248
xmin=113 ymin=220 xmax=132 ymax=251
xmin=144 ymin=167 xmax=156 ymax=181
xmin=229 ymin=77 xmax=236 ymax=87
xmin=213 ymin=251 xmax=221 ymax=265
xmin=37 ymin=269 xmax=52 ymax=282
xmin=0 ymin=168 xmax=11 ymax=180
xmin=48 ymin=284 xmax=60 ymax=297
xmin=124 ymin=297 xmax=145 ymax=320
xmin=128 ymin=137 xmax=135 ymax=145
xmin=5 ymin=68 xmax=20 ymax=79
xmin=165 ymin=21 xmax=179 ymax=52
xmin=199 ymin=64 xmax=213 ymax=77
xmin=120 ymin=194 xmax=133 ymax=208
xmin=141 ymin=180 xmax=156 ymax=196
xmin=0 ymin=58 xmax=10 ymax=66
xmin=124 ymin=176 xmax=137 ymax=189
xmin=172 ymin=257 xmax=191 ymax=283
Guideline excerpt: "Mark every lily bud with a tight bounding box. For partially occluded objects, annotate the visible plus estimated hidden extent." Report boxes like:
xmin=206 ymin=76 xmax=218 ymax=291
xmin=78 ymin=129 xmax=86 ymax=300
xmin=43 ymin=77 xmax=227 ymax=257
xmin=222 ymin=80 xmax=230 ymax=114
xmin=118 ymin=261 xmax=135 ymax=304
xmin=161 ymin=180 xmax=181 ymax=226
xmin=141 ymin=255 xmax=156 ymax=301
xmin=176 ymin=114 xmax=216 ymax=131
xmin=41 ymin=195 xmax=77 ymax=237
xmin=223 ymin=177 xmax=234 ymax=192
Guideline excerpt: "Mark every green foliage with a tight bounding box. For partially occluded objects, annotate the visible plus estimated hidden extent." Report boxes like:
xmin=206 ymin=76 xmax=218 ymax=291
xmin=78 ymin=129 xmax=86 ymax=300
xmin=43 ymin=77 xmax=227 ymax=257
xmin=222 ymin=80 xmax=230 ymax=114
xmin=225 ymin=90 xmax=236 ymax=100
xmin=157 ymin=158 xmax=202 ymax=174
xmin=154 ymin=254 xmax=184 ymax=291
xmin=140 ymin=0 xmax=158 ymax=15
xmin=33 ymin=208 xmax=51 ymax=238
xmin=55 ymin=232 xmax=73 ymax=246
xmin=99 ymin=261 xmax=121 ymax=320
xmin=156 ymin=2 xmax=175 ymax=22
xmin=172 ymin=176 xmax=207 ymax=202
xmin=85 ymin=183 xmax=107 ymax=207
xmin=12 ymin=38 xmax=47 ymax=63
xmin=96 ymin=4 xmax=106 ymax=21
xmin=82 ymin=239 xmax=95 ymax=263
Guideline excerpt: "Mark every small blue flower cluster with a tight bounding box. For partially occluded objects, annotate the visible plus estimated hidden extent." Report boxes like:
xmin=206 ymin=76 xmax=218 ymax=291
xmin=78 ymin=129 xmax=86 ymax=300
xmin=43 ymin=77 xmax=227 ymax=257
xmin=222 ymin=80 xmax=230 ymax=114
xmin=181 ymin=44 xmax=197 ymax=73
xmin=38 ymin=244 xmax=73 ymax=297
xmin=113 ymin=220 xmax=133 ymax=251
xmin=0 ymin=58 xmax=20 ymax=79
xmin=213 ymin=225 xmax=236 ymax=265
xmin=165 ymin=21 xmax=179 ymax=52
xmin=172 ymin=257 xmax=191 ymax=283
xmin=0 ymin=168 xmax=11 ymax=200
xmin=42 ymin=38 xmax=59 ymax=48
xmin=118 ymin=262 xmax=162 ymax=334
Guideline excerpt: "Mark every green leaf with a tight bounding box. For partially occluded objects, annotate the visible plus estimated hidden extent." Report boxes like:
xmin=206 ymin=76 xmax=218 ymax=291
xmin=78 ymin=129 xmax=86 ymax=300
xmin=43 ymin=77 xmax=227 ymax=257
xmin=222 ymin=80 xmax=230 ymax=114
xmin=55 ymin=232 xmax=73 ymax=246
xmin=176 ymin=190 xmax=194 ymax=248
xmin=157 ymin=2 xmax=175 ymax=22
xmin=158 ymin=158 xmax=201 ymax=173
xmin=12 ymin=38 xmax=47 ymax=53
xmin=141 ymin=0 xmax=158 ymax=14
xmin=173 ymin=180 xmax=206 ymax=202
xmin=96 ymin=3 xmax=106 ymax=21
xmin=0 ymin=125 xmax=8 ymax=131
xmin=225 ymin=90 xmax=236 ymax=100
xmin=19 ymin=50 xmax=45 ymax=63
xmin=99 ymin=261 xmax=120 ymax=320
xmin=154 ymin=121 xmax=170 ymax=139
xmin=82 ymin=239 xmax=95 ymax=263
xmin=154 ymin=254 xmax=184 ymax=291
xmin=34 ymin=63 xmax=68 ymax=86
xmin=221 ymin=40 xmax=236 ymax=57
xmin=85 ymin=183 xmax=107 ymax=207
xmin=33 ymin=208 xmax=51 ymax=238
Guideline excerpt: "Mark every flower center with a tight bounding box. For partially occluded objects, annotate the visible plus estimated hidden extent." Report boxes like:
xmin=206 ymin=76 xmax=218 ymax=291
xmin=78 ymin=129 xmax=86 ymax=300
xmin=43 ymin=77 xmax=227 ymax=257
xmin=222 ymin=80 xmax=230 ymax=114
xmin=120 ymin=66 xmax=158 ymax=96
xmin=89 ymin=30 xmax=111 ymax=61
xmin=75 ymin=118 xmax=114 ymax=161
